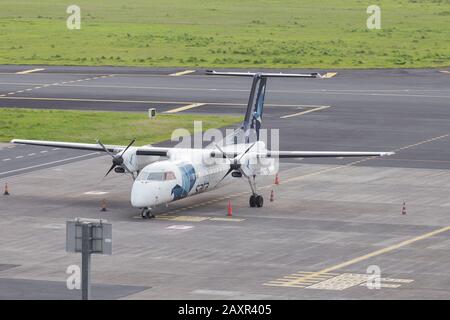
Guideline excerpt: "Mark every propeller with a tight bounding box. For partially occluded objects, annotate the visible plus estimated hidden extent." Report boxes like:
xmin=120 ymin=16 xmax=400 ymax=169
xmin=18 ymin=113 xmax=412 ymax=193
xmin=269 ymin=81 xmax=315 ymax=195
xmin=215 ymin=142 xmax=256 ymax=184
xmin=97 ymin=139 xmax=136 ymax=179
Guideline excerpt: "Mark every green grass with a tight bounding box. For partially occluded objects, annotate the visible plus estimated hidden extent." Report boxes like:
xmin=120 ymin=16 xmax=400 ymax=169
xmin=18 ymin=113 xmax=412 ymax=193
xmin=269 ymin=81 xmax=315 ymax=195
xmin=0 ymin=0 xmax=449 ymax=68
xmin=0 ymin=108 xmax=241 ymax=145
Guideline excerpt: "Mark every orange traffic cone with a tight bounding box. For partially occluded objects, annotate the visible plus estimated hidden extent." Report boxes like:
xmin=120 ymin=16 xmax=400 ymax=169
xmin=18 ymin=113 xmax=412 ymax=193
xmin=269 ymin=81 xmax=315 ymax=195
xmin=270 ymin=190 xmax=274 ymax=202
xmin=227 ymin=199 xmax=233 ymax=217
xmin=402 ymin=202 xmax=406 ymax=215
xmin=3 ymin=183 xmax=9 ymax=196
xmin=101 ymin=199 xmax=107 ymax=212
xmin=274 ymin=173 xmax=280 ymax=185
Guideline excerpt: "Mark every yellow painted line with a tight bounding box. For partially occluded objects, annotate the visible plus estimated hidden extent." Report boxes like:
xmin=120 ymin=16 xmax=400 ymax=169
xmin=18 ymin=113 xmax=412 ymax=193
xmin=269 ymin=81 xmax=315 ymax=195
xmin=280 ymin=105 xmax=330 ymax=119
xmin=165 ymin=103 xmax=206 ymax=114
xmin=209 ymin=217 xmax=245 ymax=222
xmin=0 ymin=96 xmax=301 ymax=108
xmin=16 ymin=68 xmax=45 ymax=75
xmin=323 ymin=72 xmax=337 ymax=79
xmin=169 ymin=70 xmax=196 ymax=76
xmin=290 ymin=225 xmax=450 ymax=286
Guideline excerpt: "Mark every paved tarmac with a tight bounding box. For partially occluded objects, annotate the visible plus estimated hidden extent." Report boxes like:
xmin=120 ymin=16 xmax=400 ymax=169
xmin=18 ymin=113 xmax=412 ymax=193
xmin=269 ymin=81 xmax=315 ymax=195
xmin=0 ymin=65 xmax=450 ymax=299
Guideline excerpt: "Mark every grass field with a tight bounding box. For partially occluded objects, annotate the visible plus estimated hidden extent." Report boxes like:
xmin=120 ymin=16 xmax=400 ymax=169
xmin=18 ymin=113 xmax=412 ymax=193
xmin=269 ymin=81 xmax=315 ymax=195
xmin=0 ymin=108 xmax=241 ymax=145
xmin=0 ymin=0 xmax=448 ymax=68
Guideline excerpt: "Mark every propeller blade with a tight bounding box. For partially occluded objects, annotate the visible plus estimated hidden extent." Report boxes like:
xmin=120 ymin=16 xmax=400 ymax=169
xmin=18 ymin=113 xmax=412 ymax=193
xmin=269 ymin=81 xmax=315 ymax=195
xmin=105 ymin=163 xmax=116 ymax=177
xmin=238 ymin=142 xmax=256 ymax=161
xmin=122 ymin=164 xmax=136 ymax=180
xmin=96 ymin=139 xmax=115 ymax=158
xmin=217 ymin=167 xmax=233 ymax=185
xmin=121 ymin=138 xmax=136 ymax=156
xmin=213 ymin=142 xmax=232 ymax=161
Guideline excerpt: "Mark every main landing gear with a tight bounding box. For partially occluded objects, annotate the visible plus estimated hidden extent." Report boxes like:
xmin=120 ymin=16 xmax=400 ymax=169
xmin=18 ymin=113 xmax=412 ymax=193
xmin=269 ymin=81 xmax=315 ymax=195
xmin=247 ymin=175 xmax=263 ymax=208
xmin=141 ymin=207 xmax=155 ymax=219
xmin=249 ymin=194 xmax=264 ymax=208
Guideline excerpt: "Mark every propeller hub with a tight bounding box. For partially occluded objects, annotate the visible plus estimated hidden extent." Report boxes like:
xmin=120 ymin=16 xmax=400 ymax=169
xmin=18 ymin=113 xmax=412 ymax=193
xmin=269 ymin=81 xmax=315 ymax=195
xmin=113 ymin=156 xmax=124 ymax=166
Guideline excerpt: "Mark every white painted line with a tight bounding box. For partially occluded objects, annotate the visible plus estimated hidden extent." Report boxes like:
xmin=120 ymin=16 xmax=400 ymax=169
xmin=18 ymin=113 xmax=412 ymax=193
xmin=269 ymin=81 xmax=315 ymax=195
xmin=165 ymin=103 xmax=206 ymax=114
xmin=15 ymin=156 xmax=24 ymax=159
xmin=2 ymin=159 xmax=11 ymax=162
xmin=28 ymin=153 xmax=36 ymax=156
xmin=169 ymin=70 xmax=196 ymax=76
xmin=16 ymin=68 xmax=45 ymax=75
xmin=280 ymin=105 xmax=331 ymax=119
xmin=84 ymin=191 xmax=109 ymax=195
xmin=166 ymin=225 xmax=194 ymax=230
xmin=0 ymin=152 xmax=99 ymax=176
xmin=51 ymin=148 xmax=60 ymax=151
xmin=440 ymin=70 xmax=450 ymax=74
xmin=40 ymin=150 xmax=48 ymax=153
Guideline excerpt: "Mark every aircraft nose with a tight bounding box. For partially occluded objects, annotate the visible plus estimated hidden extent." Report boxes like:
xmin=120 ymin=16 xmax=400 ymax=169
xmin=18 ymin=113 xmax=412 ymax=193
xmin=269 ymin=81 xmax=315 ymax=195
xmin=131 ymin=181 xmax=154 ymax=208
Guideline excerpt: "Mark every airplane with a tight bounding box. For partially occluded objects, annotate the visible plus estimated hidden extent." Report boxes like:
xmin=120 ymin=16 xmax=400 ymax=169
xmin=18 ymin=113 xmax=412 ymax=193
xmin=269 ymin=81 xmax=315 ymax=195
xmin=11 ymin=70 xmax=394 ymax=219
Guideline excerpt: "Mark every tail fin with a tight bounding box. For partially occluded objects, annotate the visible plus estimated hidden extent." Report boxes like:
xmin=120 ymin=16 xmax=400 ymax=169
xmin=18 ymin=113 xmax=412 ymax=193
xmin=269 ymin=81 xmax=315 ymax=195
xmin=206 ymin=70 xmax=323 ymax=143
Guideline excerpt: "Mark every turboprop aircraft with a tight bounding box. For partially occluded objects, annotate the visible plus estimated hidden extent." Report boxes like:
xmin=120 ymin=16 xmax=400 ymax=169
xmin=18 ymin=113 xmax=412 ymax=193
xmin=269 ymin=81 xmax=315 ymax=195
xmin=11 ymin=70 xmax=393 ymax=218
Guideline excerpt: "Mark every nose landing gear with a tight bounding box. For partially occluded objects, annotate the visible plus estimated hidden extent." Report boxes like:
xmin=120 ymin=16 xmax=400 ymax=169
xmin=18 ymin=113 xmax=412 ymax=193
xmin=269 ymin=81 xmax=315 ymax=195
xmin=141 ymin=207 xmax=155 ymax=219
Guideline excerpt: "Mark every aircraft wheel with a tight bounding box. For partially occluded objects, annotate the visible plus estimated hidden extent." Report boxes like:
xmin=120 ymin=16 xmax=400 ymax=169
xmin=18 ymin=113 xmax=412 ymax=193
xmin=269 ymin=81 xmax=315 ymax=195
xmin=256 ymin=195 xmax=264 ymax=208
xmin=249 ymin=195 xmax=256 ymax=207
xmin=141 ymin=207 xmax=153 ymax=219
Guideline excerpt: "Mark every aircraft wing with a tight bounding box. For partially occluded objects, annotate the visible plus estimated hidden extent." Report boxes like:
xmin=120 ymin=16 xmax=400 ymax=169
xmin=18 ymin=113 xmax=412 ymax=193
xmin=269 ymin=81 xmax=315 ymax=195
xmin=10 ymin=139 xmax=170 ymax=156
xmin=263 ymin=151 xmax=394 ymax=158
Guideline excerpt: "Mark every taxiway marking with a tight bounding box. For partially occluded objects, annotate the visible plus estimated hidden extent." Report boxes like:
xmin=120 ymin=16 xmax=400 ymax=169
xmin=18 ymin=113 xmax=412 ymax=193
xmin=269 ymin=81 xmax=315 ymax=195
xmin=0 ymin=96 xmax=304 ymax=107
xmin=169 ymin=70 xmax=196 ymax=76
xmin=2 ymin=74 xmax=115 ymax=97
xmin=0 ymin=152 xmax=99 ymax=177
xmin=165 ymin=103 xmax=206 ymax=114
xmin=265 ymin=271 xmax=413 ymax=290
xmin=281 ymin=225 xmax=450 ymax=287
xmin=322 ymin=72 xmax=337 ymax=79
xmin=16 ymin=68 xmax=45 ymax=75
xmin=280 ymin=105 xmax=330 ymax=119
xmin=84 ymin=191 xmax=109 ymax=195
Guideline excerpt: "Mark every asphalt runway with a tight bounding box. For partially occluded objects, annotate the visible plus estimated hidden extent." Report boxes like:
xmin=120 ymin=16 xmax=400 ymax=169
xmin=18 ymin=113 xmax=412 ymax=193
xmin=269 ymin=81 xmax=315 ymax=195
xmin=1 ymin=65 xmax=450 ymax=299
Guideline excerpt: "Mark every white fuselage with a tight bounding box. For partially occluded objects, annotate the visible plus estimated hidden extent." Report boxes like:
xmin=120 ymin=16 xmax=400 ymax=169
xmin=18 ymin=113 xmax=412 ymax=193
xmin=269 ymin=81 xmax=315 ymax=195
xmin=130 ymin=149 xmax=234 ymax=209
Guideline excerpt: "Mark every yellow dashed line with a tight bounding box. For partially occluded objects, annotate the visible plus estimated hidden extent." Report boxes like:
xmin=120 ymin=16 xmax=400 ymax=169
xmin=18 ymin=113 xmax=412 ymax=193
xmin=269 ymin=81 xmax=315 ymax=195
xmin=169 ymin=70 xmax=196 ymax=76
xmin=16 ymin=68 xmax=45 ymax=74
xmin=322 ymin=72 xmax=337 ymax=79
xmin=280 ymin=105 xmax=330 ymax=119
xmin=165 ymin=103 xmax=206 ymax=114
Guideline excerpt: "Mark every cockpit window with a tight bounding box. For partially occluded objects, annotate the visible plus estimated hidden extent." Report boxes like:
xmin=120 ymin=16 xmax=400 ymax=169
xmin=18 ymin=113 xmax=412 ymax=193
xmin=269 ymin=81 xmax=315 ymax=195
xmin=138 ymin=171 xmax=176 ymax=181
xmin=165 ymin=171 xmax=176 ymax=180
xmin=147 ymin=172 xmax=165 ymax=181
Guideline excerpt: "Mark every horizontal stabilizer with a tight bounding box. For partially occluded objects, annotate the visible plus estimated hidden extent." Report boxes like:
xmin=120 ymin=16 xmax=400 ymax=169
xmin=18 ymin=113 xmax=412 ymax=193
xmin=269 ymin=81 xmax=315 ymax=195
xmin=206 ymin=70 xmax=322 ymax=78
